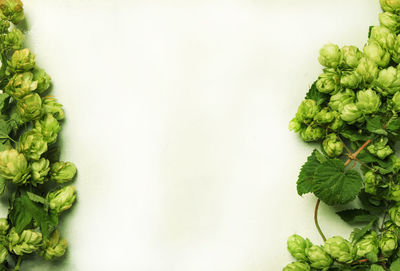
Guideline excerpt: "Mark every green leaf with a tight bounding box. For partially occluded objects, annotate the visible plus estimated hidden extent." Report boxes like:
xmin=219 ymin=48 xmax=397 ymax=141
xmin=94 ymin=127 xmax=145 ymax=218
xmin=351 ymin=218 xmax=377 ymax=243
xmin=368 ymin=26 xmax=374 ymax=39
xmin=297 ymin=150 xmax=323 ymax=196
xmin=305 ymin=82 xmax=329 ymax=106
xmin=358 ymin=190 xmax=385 ymax=215
xmin=0 ymin=93 xmax=9 ymax=113
xmin=26 ymin=191 xmax=46 ymax=204
xmin=390 ymin=259 xmax=400 ymax=271
xmin=336 ymin=208 xmax=377 ymax=224
xmin=366 ymin=115 xmax=387 ymax=136
xmin=387 ymin=119 xmax=400 ymax=132
xmin=0 ymin=177 xmax=6 ymax=196
xmin=10 ymin=194 xmax=58 ymax=238
xmin=357 ymin=150 xmax=392 ymax=168
xmin=340 ymin=126 xmax=370 ymax=142
xmin=370 ymin=265 xmax=385 ymax=271
xmin=313 ymin=159 xmax=363 ymax=206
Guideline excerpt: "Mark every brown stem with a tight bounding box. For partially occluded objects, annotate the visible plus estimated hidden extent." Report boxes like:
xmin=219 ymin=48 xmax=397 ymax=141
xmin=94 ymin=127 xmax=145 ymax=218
xmin=344 ymin=139 xmax=371 ymax=167
xmin=314 ymin=199 xmax=326 ymax=242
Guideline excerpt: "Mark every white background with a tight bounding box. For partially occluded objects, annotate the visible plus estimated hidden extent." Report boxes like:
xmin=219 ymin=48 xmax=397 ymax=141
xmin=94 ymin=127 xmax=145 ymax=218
xmin=18 ymin=0 xmax=380 ymax=270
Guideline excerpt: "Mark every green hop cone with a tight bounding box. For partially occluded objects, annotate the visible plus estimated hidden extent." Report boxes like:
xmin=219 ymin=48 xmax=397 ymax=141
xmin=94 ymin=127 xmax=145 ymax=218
xmin=316 ymin=69 xmax=340 ymax=94
xmin=0 ymin=19 xmax=9 ymax=33
xmin=364 ymin=171 xmax=382 ymax=195
xmin=0 ymin=245 xmax=7 ymax=264
xmin=30 ymin=158 xmax=50 ymax=186
xmin=390 ymin=154 xmax=400 ymax=172
xmin=313 ymin=107 xmax=335 ymax=124
xmin=34 ymin=114 xmax=60 ymax=144
xmin=322 ymin=133 xmax=343 ymax=157
xmin=374 ymin=66 xmax=400 ymax=95
xmin=340 ymin=103 xmax=363 ymax=124
xmin=318 ymin=43 xmax=341 ymax=68
xmin=355 ymin=231 xmax=379 ymax=263
xmin=8 ymin=228 xmax=42 ymax=255
xmin=369 ymin=26 xmax=395 ymax=50
xmin=287 ymin=234 xmax=312 ymax=261
xmin=363 ymin=40 xmax=390 ymax=67
xmin=50 ymin=161 xmax=77 ymax=184
xmin=379 ymin=12 xmax=400 ymax=33
xmin=389 ymin=203 xmax=400 ymax=226
xmin=340 ymin=71 xmax=362 ymax=89
xmin=0 ymin=0 xmax=24 ymax=24
xmin=0 ymin=218 xmax=9 ymax=236
xmin=4 ymin=27 xmax=24 ymax=50
xmin=391 ymin=34 xmax=400 ymax=63
xmin=388 ymin=183 xmax=400 ymax=201
xmin=379 ymin=230 xmax=398 ymax=257
xmin=324 ymin=236 xmax=356 ymax=263
xmin=367 ymin=137 xmax=393 ymax=159
xmin=5 ymin=72 xmax=37 ymax=99
xmin=340 ymin=45 xmax=362 ymax=69
xmin=6 ymin=48 xmax=35 ymax=75
xmin=305 ymin=245 xmax=333 ymax=269
xmin=0 ymin=149 xmax=29 ymax=184
xmin=355 ymin=89 xmax=381 ymax=114
xmin=380 ymin=0 xmax=400 ymax=13
xmin=300 ymin=125 xmax=324 ymax=142
xmin=40 ymin=229 xmax=67 ymax=260
xmin=289 ymin=118 xmax=302 ymax=133
xmin=17 ymin=93 xmax=42 ymax=122
xmin=329 ymin=112 xmax=344 ymax=131
xmin=47 ymin=185 xmax=76 ymax=214
xmin=33 ymin=68 xmax=51 ymax=94
xmin=18 ymin=130 xmax=47 ymax=161
xmin=42 ymin=96 xmax=64 ymax=120
xmin=283 ymin=262 xmax=310 ymax=271
xmin=328 ymin=89 xmax=356 ymax=112
xmin=392 ymin=91 xmax=400 ymax=111
xmin=356 ymin=57 xmax=379 ymax=84
xmin=295 ymin=99 xmax=319 ymax=123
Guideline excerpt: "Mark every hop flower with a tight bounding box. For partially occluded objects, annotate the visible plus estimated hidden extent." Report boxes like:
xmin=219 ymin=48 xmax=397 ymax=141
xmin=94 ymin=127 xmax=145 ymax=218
xmin=328 ymin=89 xmax=356 ymax=112
xmin=392 ymin=91 xmax=400 ymax=111
xmin=4 ymin=27 xmax=24 ymax=50
xmin=367 ymin=137 xmax=393 ymax=159
xmin=329 ymin=112 xmax=344 ymax=131
xmin=289 ymin=118 xmax=302 ymax=133
xmin=5 ymin=72 xmax=37 ymax=99
xmin=363 ymin=40 xmax=390 ymax=67
xmin=389 ymin=203 xmax=400 ymax=227
xmin=369 ymin=26 xmax=395 ymax=50
xmin=18 ymin=130 xmax=47 ymax=161
xmin=379 ymin=230 xmax=398 ymax=257
xmin=0 ymin=19 xmax=9 ymax=34
xmin=355 ymin=231 xmax=379 ymax=262
xmin=340 ymin=71 xmax=362 ymax=89
xmin=364 ymin=171 xmax=382 ymax=195
xmin=295 ymin=99 xmax=319 ymax=123
xmin=300 ymin=125 xmax=324 ymax=142
xmin=42 ymin=96 xmax=64 ymax=120
xmin=8 ymin=228 xmax=42 ymax=255
xmin=322 ymin=133 xmax=343 ymax=157
xmin=0 ymin=149 xmax=29 ymax=184
xmin=0 ymin=0 xmax=24 ymax=24
xmin=305 ymin=245 xmax=333 ymax=269
xmin=0 ymin=218 xmax=9 ymax=236
xmin=316 ymin=69 xmax=340 ymax=94
xmin=34 ymin=114 xmax=60 ymax=144
xmin=50 ymin=161 xmax=77 ymax=184
xmin=17 ymin=93 xmax=42 ymax=122
xmin=313 ymin=107 xmax=335 ymax=124
xmin=0 ymin=245 xmax=7 ymax=264
xmin=33 ymin=68 xmax=51 ymax=94
xmin=374 ymin=66 xmax=400 ymax=95
xmin=283 ymin=262 xmax=310 ymax=271
xmin=324 ymin=236 xmax=356 ymax=263
xmin=355 ymin=89 xmax=381 ymax=114
xmin=340 ymin=103 xmax=363 ymax=124
xmin=379 ymin=12 xmax=400 ymax=33
xmin=340 ymin=45 xmax=362 ymax=69
xmin=287 ymin=234 xmax=312 ymax=261
xmin=318 ymin=44 xmax=341 ymax=68
xmin=388 ymin=183 xmax=400 ymax=201
xmin=40 ymin=230 xmax=67 ymax=260
xmin=380 ymin=0 xmax=400 ymax=13
xmin=356 ymin=57 xmax=379 ymax=84
xmin=6 ymin=48 xmax=35 ymax=75
xmin=47 ymin=186 xmax=76 ymax=214
xmin=30 ymin=158 xmax=50 ymax=186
